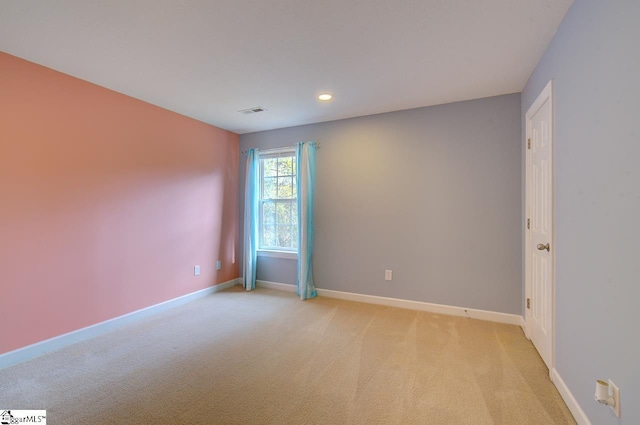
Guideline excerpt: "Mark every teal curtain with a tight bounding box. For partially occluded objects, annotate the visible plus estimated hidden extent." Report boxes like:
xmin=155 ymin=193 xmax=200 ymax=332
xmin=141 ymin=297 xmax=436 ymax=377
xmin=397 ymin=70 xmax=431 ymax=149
xmin=296 ymin=142 xmax=317 ymax=300
xmin=243 ymin=149 xmax=259 ymax=291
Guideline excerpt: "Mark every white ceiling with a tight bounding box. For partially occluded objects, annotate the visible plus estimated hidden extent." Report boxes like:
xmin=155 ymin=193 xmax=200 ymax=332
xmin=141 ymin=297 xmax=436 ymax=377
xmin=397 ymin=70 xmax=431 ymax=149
xmin=0 ymin=0 xmax=572 ymax=134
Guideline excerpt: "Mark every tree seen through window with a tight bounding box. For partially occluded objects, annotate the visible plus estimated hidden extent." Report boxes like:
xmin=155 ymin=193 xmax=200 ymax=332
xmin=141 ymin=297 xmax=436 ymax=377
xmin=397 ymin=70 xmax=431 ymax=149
xmin=259 ymin=152 xmax=297 ymax=250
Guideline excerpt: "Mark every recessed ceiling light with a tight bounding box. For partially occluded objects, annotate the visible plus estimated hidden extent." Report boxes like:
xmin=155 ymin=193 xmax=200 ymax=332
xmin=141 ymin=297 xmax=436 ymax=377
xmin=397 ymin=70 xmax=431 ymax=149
xmin=318 ymin=93 xmax=333 ymax=101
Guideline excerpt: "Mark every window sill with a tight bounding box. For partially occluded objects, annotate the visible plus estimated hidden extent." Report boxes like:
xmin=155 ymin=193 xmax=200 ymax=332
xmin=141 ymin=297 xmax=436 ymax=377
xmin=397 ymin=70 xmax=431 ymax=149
xmin=257 ymin=249 xmax=298 ymax=260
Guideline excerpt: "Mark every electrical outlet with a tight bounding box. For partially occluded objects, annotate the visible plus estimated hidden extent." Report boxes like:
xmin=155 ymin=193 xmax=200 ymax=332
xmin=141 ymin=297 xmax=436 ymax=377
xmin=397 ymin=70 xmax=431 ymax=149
xmin=216 ymin=260 xmax=222 ymax=270
xmin=194 ymin=265 xmax=200 ymax=276
xmin=385 ymin=270 xmax=392 ymax=281
xmin=609 ymin=380 xmax=620 ymax=417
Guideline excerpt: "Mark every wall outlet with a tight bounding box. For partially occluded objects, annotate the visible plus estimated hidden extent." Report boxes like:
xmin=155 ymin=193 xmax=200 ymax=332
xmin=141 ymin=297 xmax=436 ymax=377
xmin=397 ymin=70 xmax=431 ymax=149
xmin=194 ymin=265 xmax=200 ymax=276
xmin=216 ymin=260 xmax=222 ymax=270
xmin=609 ymin=380 xmax=620 ymax=417
xmin=385 ymin=270 xmax=392 ymax=281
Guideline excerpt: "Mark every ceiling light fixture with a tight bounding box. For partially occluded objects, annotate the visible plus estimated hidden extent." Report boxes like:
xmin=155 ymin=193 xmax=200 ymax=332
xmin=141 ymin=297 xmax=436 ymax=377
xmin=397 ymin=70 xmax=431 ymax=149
xmin=318 ymin=93 xmax=333 ymax=101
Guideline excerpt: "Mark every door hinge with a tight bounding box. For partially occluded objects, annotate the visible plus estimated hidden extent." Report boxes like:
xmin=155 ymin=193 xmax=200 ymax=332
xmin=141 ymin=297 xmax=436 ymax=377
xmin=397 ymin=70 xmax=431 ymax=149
xmin=527 ymin=218 xmax=530 ymax=229
xmin=527 ymin=138 xmax=531 ymax=149
xmin=527 ymin=298 xmax=531 ymax=309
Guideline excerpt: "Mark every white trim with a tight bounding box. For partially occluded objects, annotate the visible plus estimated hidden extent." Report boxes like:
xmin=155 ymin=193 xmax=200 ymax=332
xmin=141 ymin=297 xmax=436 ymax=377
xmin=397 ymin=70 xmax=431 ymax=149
xmin=0 ymin=278 xmax=241 ymax=369
xmin=257 ymin=249 xmax=298 ymax=260
xmin=258 ymin=146 xmax=296 ymax=156
xmin=550 ymin=368 xmax=592 ymax=425
xmin=317 ymin=288 xmax=523 ymax=325
xmin=256 ymin=280 xmax=297 ymax=292
xmin=255 ymin=281 xmax=522 ymax=326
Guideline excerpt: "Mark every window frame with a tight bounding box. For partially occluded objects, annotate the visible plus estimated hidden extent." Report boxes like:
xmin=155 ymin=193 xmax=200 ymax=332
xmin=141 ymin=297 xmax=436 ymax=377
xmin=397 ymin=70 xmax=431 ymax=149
xmin=257 ymin=148 xmax=298 ymax=257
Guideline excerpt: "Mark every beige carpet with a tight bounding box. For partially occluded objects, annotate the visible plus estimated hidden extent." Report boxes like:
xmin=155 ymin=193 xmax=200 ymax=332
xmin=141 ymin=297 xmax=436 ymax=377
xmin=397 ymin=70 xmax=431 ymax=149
xmin=0 ymin=286 xmax=575 ymax=424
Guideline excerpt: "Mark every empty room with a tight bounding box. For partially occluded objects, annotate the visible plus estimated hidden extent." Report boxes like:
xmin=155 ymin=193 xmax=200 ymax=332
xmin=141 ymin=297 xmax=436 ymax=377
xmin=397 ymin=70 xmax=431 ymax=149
xmin=1 ymin=1 xmax=637 ymax=424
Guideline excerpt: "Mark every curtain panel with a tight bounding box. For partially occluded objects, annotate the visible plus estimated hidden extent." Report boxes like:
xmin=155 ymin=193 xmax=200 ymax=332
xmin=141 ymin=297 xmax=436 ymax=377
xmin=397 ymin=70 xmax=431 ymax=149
xmin=296 ymin=141 xmax=317 ymax=300
xmin=243 ymin=149 xmax=259 ymax=291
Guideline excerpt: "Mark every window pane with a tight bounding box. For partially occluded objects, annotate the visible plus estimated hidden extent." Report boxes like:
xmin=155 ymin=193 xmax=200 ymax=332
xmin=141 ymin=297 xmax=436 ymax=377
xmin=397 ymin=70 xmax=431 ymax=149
xmin=278 ymin=177 xmax=293 ymax=198
xmin=278 ymin=156 xmax=294 ymax=176
xmin=276 ymin=201 xmax=292 ymax=225
xmin=277 ymin=225 xmax=293 ymax=248
xmin=263 ymin=202 xmax=275 ymax=224
xmin=263 ymin=177 xmax=277 ymax=199
xmin=291 ymin=226 xmax=298 ymax=249
xmin=291 ymin=202 xmax=298 ymax=225
xmin=262 ymin=225 xmax=276 ymax=247
xmin=258 ymin=151 xmax=298 ymax=251
xmin=263 ymin=158 xmax=278 ymax=177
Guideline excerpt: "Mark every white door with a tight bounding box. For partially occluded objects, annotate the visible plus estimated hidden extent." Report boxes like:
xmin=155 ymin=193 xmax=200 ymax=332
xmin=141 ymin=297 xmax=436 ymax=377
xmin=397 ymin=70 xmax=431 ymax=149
xmin=525 ymin=81 xmax=554 ymax=370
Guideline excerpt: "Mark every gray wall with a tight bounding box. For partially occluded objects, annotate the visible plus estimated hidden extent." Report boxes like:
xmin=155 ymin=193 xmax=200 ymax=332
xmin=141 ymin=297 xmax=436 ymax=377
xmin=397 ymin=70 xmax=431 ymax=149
xmin=522 ymin=1 xmax=640 ymax=423
xmin=240 ymin=94 xmax=522 ymax=314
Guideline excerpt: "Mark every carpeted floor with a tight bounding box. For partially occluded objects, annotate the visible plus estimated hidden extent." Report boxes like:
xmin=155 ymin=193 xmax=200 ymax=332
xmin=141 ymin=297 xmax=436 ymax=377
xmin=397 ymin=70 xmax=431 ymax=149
xmin=0 ymin=286 xmax=575 ymax=424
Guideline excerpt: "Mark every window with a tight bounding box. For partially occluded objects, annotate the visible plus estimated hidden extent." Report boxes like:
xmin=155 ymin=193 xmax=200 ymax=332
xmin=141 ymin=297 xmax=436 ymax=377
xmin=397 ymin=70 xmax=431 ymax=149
xmin=259 ymin=149 xmax=297 ymax=251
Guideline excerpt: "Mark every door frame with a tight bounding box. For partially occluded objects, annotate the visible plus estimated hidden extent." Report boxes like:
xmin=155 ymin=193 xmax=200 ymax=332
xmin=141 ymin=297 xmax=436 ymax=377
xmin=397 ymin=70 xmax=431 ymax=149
xmin=524 ymin=79 xmax=555 ymax=371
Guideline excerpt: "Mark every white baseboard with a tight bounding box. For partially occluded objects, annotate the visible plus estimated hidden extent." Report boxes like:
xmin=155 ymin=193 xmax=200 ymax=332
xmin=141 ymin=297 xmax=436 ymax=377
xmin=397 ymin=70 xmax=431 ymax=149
xmin=0 ymin=278 xmax=241 ymax=369
xmin=317 ymin=288 xmax=523 ymax=326
xmin=256 ymin=280 xmax=297 ymax=292
xmin=550 ymin=368 xmax=591 ymax=425
xmin=255 ymin=281 xmax=522 ymax=326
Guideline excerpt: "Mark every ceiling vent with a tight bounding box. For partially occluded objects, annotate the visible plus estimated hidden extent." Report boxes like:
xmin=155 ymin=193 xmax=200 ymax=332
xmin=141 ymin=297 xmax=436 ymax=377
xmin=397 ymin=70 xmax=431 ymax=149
xmin=239 ymin=106 xmax=267 ymax=115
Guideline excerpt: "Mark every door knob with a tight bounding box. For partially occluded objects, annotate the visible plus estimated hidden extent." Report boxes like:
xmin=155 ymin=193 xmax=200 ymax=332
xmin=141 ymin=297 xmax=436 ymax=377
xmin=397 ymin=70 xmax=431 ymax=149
xmin=537 ymin=243 xmax=550 ymax=252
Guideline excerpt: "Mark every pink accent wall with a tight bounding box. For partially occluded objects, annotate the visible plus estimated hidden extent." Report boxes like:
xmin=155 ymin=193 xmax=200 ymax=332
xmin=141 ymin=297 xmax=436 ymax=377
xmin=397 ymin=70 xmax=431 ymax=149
xmin=0 ymin=52 xmax=239 ymax=355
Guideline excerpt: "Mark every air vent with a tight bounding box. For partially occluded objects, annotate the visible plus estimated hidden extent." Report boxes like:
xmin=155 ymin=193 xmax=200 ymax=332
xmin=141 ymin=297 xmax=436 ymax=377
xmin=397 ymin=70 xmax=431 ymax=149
xmin=239 ymin=106 xmax=267 ymax=115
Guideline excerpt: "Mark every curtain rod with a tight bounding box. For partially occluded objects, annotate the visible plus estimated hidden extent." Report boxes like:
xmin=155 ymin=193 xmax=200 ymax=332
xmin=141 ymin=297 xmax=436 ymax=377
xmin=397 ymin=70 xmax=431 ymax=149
xmin=241 ymin=142 xmax=320 ymax=155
